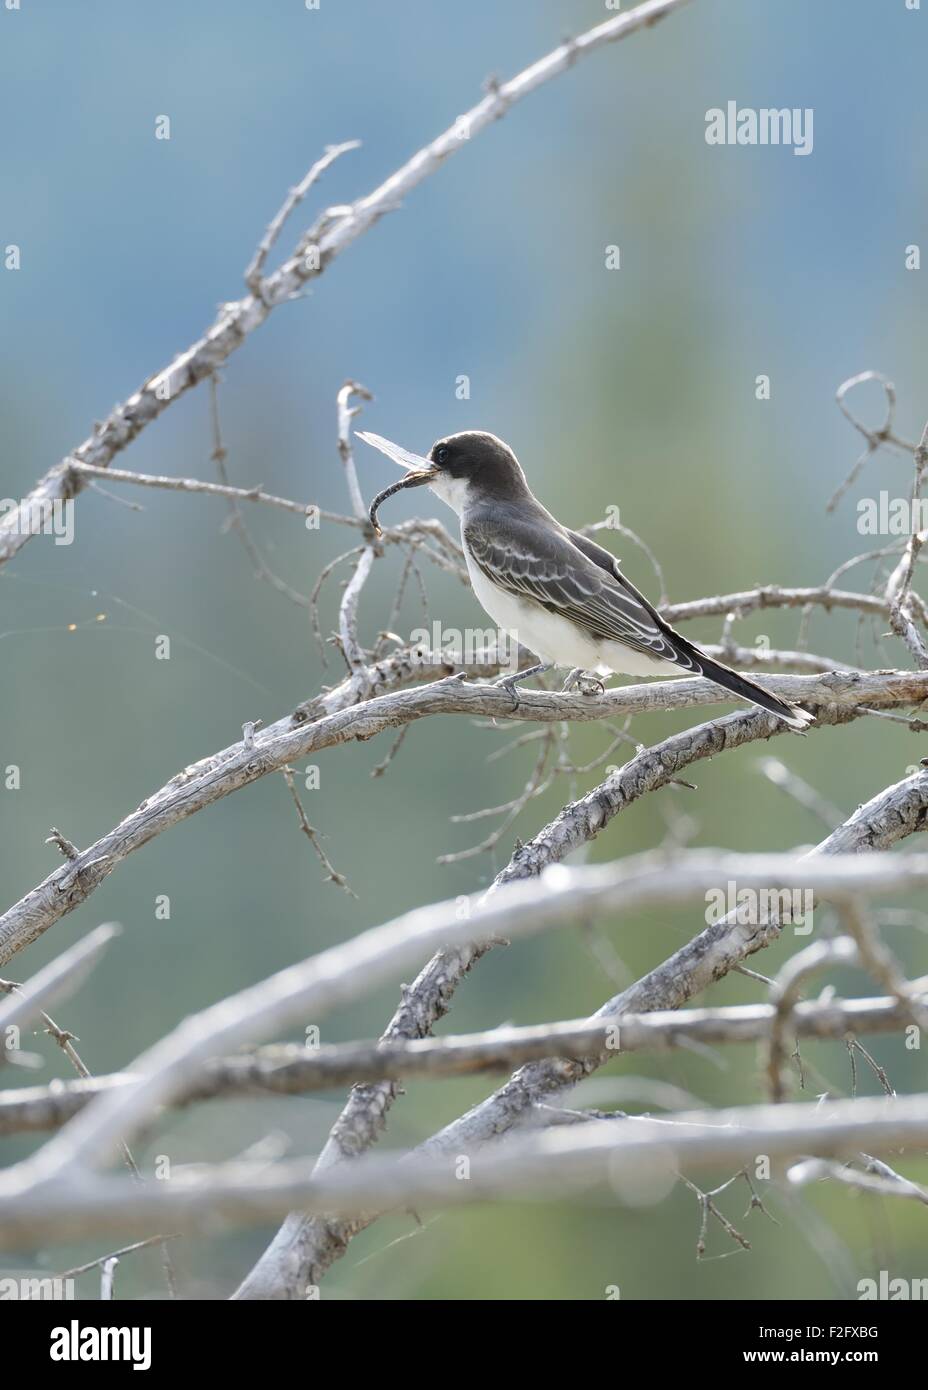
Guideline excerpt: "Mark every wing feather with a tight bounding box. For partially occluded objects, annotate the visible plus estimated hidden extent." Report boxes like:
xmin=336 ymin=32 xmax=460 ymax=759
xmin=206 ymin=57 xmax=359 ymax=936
xmin=464 ymin=508 xmax=692 ymax=668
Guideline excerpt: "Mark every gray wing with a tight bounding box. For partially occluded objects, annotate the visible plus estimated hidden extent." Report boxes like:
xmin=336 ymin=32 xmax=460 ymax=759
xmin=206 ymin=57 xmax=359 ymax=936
xmin=464 ymin=506 xmax=697 ymax=669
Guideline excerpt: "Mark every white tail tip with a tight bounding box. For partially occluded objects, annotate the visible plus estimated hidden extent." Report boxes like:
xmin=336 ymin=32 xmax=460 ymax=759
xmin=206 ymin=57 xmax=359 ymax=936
xmin=781 ymin=705 xmax=815 ymax=732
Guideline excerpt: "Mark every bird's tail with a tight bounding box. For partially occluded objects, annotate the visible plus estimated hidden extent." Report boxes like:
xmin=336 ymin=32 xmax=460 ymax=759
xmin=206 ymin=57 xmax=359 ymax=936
xmin=671 ymin=636 xmax=814 ymax=732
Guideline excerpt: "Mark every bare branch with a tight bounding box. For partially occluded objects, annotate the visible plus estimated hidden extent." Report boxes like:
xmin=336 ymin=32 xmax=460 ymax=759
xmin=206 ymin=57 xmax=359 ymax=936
xmin=58 ymin=1234 xmax=176 ymax=1282
xmin=662 ymin=584 xmax=922 ymax=626
xmin=236 ymin=765 xmax=928 ymax=1296
xmin=0 ymin=0 xmax=693 ymax=572
xmin=885 ymin=418 xmax=928 ymax=667
xmin=766 ymin=938 xmax=860 ymax=1102
xmin=336 ymin=380 xmax=374 ymax=525
xmin=5 ymin=666 xmax=922 ymax=967
xmin=788 ymin=1156 xmax=928 ymax=1207
xmin=408 ymin=771 xmax=928 ymax=1166
xmin=66 ymin=461 xmax=324 ymax=521
xmin=10 ymin=848 xmax=928 ymax=1190
xmin=0 ymin=925 xmax=118 ymax=1043
xmin=280 ymin=766 xmax=356 ymax=897
xmin=3 ymin=1092 xmax=928 ymax=1249
xmin=2 ymin=986 xmax=924 ymax=1138
xmin=244 ymin=141 xmax=361 ymax=294
xmin=837 ymin=897 xmax=928 ymax=1033
xmin=828 ymin=370 xmax=918 ymax=513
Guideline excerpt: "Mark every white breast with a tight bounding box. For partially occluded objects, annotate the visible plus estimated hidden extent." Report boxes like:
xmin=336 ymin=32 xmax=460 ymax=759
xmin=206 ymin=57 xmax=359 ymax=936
xmin=461 ymin=538 xmax=612 ymax=673
xmin=435 ymin=484 xmax=680 ymax=679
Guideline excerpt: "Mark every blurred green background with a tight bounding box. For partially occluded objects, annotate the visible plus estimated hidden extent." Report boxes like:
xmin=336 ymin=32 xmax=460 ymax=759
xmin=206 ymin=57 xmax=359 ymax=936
xmin=1 ymin=0 xmax=926 ymax=1298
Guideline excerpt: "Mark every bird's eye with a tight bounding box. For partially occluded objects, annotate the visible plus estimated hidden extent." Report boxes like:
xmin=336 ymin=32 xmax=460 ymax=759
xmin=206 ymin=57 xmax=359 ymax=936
xmin=435 ymin=446 xmax=449 ymax=465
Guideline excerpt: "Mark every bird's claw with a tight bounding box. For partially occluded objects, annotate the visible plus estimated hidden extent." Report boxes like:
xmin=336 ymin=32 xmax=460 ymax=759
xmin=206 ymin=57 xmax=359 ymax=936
xmin=562 ymin=669 xmax=605 ymax=697
xmin=493 ymin=674 xmax=521 ymax=709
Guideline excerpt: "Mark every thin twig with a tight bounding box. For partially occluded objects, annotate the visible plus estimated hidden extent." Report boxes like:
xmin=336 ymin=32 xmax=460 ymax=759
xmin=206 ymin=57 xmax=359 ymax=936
xmin=281 ymin=766 xmax=356 ymax=897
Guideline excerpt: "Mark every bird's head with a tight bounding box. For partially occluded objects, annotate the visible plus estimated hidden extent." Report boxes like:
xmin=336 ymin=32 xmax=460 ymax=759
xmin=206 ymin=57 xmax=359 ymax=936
xmin=360 ymin=429 xmax=528 ymax=533
xmin=425 ymin=431 xmax=530 ymax=512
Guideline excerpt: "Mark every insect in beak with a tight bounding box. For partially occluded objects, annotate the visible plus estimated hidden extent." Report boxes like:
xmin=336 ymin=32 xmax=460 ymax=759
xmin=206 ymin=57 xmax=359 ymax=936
xmin=356 ymin=431 xmax=438 ymax=536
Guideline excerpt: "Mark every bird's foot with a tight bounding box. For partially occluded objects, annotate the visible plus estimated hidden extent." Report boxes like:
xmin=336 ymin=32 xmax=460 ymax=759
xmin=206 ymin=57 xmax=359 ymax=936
xmin=492 ymin=661 xmax=552 ymax=710
xmin=493 ymin=674 xmax=523 ymax=710
xmin=562 ymin=668 xmax=605 ymax=697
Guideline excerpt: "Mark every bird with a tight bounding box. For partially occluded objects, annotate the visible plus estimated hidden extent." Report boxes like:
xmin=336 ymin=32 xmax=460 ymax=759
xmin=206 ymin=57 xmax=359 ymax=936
xmin=359 ymin=429 xmax=813 ymax=732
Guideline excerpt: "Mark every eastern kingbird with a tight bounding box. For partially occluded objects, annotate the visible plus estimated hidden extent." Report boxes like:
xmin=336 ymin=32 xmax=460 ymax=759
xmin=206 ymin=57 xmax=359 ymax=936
xmin=359 ymin=429 xmax=813 ymax=732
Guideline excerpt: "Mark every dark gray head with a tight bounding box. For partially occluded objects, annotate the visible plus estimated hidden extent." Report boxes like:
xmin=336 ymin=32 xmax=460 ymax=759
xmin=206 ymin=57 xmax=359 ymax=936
xmin=426 ymin=431 xmax=529 ymax=501
xmin=361 ymin=428 xmax=531 ymax=531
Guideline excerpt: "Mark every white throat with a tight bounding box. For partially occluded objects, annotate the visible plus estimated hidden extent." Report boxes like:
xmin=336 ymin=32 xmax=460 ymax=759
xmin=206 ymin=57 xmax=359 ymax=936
xmin=426 ymin=471 xmax=471 ymax=517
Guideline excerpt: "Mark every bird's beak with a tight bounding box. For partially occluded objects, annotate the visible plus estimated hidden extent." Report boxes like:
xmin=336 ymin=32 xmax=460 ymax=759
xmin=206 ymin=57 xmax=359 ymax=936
xmin=357 ymin=431 xmax=439 ymax=536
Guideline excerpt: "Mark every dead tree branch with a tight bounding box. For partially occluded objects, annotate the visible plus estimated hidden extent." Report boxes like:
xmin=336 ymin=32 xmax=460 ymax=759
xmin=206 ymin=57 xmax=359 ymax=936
xmin=0 ymin=0 xmax=693 ymax=572
xmin=2 ymin=1092 xmax=928 ymax=1250
xmin=1 ymin=984 xmax=924 ymax=1138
